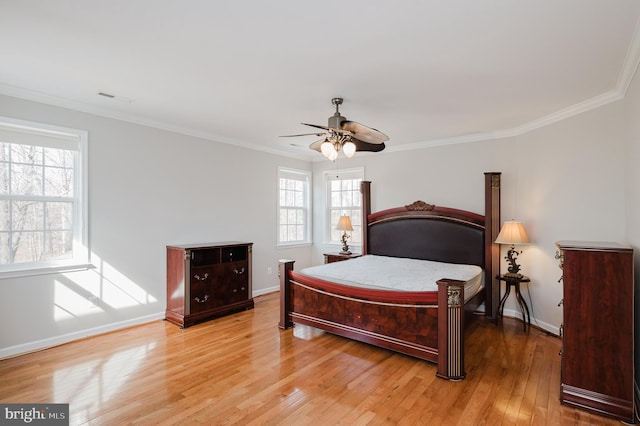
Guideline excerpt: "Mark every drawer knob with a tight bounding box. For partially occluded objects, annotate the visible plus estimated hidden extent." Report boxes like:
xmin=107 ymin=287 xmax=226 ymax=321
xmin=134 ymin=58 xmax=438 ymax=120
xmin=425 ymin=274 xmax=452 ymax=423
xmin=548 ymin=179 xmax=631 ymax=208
xmin=234 ymin=267 xmax=245 ymax=275
xmin=194 ymin=295 xmax=209 ymax=303
xmin=194 ymin=273 xmax=209 ymax=281
xmin=557 ymin=299 xmax=563 ymax=307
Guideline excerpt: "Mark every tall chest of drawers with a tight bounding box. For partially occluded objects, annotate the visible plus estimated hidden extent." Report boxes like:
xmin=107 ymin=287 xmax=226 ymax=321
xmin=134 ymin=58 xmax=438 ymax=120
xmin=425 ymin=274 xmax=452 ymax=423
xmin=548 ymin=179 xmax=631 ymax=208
xmin=165 ymin=242 xmax=253 ymax=328
xmin=556 ymin=241 xmax=634 ymax=422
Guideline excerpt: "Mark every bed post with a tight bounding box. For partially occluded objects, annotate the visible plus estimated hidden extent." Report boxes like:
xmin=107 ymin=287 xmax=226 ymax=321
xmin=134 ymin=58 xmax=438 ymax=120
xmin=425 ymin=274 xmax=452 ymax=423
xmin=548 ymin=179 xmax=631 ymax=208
xmin=484 ymin=172 xmax=501 ymax=320
xmin=278 ymin=260 xmax=295 ymax=329
xmin=360 ymin=181 xmax=372 ymax=256
xmin=436 ymin=279 xmax=466 ymax=380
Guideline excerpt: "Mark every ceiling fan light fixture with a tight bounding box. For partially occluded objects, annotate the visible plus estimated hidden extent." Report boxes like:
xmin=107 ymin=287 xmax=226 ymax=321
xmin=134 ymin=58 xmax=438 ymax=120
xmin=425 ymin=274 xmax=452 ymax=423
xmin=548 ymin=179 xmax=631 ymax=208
xmin=281 ymin=98 xmax=388 ymax=161
xmin=343 ymin=141 xmax=356 ymax=158
xmin=320 ymin=140 xmax=334 ymax=157
xmin=328 ymin=150 xmax=339 ymax=162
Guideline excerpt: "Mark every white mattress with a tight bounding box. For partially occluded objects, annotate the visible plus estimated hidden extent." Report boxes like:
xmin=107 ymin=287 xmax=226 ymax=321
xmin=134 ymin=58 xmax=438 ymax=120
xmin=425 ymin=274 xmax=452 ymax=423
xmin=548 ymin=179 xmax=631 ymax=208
xmin=299 ymin=254 xmax=483 ymax=301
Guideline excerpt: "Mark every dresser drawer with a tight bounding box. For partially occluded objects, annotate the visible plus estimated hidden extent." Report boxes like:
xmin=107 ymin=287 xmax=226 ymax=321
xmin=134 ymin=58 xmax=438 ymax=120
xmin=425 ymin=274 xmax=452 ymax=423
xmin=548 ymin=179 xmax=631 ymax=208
xmin=190 ymin=274 xmax=217 ymax=314
xmin=216 ymin=261 xmax=249 ymax=305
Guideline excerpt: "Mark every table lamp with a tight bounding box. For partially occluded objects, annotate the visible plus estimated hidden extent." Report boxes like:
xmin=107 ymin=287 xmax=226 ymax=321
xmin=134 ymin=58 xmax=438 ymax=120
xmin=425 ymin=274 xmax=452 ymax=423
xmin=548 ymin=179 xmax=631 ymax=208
xmin=495 ymin=219 xmax=530 ymax=277
xmin=336 ymin=215 xmax=354 ymax=254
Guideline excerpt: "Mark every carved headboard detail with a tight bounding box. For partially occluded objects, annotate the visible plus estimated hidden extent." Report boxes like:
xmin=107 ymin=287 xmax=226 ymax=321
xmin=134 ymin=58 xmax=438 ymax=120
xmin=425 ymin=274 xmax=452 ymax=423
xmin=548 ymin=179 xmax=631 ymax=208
xmin=405 ymin=201 xmax=435 ymax=211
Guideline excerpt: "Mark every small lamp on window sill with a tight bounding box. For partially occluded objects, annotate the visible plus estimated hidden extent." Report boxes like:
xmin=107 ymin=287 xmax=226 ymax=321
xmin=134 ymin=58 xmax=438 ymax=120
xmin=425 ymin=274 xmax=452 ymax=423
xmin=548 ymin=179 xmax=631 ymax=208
xmin=336 ymin=215 xmax=354 ymax=255
xmin=495 ymin=219 xmax=530 ymax=277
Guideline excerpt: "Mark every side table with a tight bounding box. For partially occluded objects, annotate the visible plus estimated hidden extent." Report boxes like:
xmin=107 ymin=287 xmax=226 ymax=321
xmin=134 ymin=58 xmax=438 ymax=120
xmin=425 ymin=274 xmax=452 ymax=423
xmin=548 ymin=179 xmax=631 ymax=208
xmin=324 ymin=252 xmax=361 ymax=264
xmin=496 ymin=274 xmax=531 ymax=331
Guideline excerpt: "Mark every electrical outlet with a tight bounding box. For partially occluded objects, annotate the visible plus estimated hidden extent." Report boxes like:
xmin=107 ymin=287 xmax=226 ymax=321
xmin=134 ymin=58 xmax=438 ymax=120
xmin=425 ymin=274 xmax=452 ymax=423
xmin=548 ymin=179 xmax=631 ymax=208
xmin=267 ymin=267 xmax=272 ymax=275
xmin=88 ymin=296 xmax=99 ymax=308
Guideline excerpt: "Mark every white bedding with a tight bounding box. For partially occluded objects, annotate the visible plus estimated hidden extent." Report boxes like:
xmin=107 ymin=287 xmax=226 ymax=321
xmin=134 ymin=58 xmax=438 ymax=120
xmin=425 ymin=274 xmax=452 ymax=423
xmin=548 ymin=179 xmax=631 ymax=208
xmin=299 ymin=255 xmax=483 ymax=301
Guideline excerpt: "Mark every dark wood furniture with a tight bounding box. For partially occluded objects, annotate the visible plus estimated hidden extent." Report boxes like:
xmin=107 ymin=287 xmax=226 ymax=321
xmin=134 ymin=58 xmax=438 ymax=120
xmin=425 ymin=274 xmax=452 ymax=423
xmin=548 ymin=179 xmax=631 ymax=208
xmin=166 ymin=242 xmax=253 ymax=328
xmin=556 ymin=240 xmax=634 ymax=422
xmin=496 ymin=274 xmax=531 ymax=331
xmin=323 ymin=252 xmax=361 ymax=263
xmin=279 ymin=173 xmax=501 ymax=380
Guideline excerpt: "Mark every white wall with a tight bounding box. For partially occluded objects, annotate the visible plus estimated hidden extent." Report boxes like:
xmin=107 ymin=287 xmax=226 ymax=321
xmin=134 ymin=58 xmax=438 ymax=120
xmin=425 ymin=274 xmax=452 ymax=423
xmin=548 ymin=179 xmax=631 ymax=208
xmin=0 ymin=94 xmax=312 ymax=358
xmin=312 ymin=90 xmax=629 ymax=334
xmin=623 ymin=64 xmax=640 ymax=390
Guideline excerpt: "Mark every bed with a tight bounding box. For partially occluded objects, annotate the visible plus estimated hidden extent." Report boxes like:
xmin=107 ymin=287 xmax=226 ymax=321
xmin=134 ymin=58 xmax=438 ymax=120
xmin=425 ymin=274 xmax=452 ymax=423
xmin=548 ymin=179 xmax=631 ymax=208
xmin=278 ymin=172 xmax=501 ymax=380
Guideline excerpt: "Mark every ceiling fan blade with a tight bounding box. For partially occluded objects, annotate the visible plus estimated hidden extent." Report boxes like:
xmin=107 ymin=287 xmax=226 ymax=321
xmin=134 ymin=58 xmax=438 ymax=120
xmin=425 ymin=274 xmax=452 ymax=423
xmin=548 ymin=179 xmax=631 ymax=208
xmin=351 ymin=138 xmax=386 ymax=152
xmin=280 ymin=132 xmax=326 ymax=138
xmin=302 ymin=123 xmax=352 ymax=135
xmin=341 ymin=121 xmax=389 ymax=144
xmin=308 ymin=139 xmax=326 ymax=152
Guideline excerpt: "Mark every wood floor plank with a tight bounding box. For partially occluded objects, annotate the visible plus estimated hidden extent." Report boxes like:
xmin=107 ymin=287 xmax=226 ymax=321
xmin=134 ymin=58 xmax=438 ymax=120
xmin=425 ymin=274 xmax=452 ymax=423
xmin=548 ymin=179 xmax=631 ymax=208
xmin=0 ymin=292 xmax=623 ymax=425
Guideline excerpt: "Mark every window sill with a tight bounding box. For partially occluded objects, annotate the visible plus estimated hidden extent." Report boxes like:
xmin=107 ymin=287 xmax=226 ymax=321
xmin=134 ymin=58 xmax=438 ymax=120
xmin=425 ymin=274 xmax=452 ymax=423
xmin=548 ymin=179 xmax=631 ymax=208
xmin=277 ymin=242 xmax=312 ymax=249
xmin=0 ymin=263 xmax=95 ymax=280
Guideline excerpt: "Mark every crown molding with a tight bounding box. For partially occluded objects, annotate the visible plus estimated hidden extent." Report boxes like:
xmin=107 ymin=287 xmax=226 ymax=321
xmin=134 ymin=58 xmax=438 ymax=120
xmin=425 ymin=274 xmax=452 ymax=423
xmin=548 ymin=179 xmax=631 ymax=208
xmin=390 ymin=14 xmax=640 ymax=152
xmin=0 ymin=83 xmax=312 ymax=162
xmin=618 ymin=13 xmax=640 ymax=95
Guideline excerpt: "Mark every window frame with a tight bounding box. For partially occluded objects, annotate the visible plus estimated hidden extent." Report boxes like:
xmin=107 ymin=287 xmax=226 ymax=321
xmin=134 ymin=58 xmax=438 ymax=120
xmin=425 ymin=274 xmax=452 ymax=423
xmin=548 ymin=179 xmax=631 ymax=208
xmin=324 ymin=167 xmax=364 ymax=248
xmin=0 ymin=116 xmax=89 ymax=278
xmin=277 ymin=167 xmax=312 ymax=247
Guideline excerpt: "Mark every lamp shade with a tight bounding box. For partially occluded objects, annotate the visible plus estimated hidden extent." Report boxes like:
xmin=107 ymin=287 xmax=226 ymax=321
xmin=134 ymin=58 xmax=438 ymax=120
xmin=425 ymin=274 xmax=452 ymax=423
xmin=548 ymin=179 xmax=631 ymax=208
xmin=495 ymin=220 xmax=529 ymax=245
xmin=336 ymin=215 xmax=354 ymax=231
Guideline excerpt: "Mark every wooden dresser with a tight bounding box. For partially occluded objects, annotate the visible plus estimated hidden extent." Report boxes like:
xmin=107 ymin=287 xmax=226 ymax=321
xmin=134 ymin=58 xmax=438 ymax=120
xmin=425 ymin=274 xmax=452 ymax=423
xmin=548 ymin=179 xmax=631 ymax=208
xmin=556 ymin=240 xmax=634 ymax=422
xmin=165 ymin=242 xmax=253 ymax=328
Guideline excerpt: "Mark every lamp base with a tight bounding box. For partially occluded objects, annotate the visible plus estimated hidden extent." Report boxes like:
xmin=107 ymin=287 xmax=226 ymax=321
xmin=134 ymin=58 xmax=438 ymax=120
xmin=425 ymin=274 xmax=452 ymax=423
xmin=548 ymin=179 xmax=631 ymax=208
xmin=505 ymin=247 xmax=523 ymax=276
xmin=340 ymin=231 xmax=351 ymax=256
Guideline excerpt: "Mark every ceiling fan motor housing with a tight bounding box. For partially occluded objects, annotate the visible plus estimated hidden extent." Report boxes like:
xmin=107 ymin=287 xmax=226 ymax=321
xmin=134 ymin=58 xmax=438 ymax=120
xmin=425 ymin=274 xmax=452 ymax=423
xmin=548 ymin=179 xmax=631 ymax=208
xmin=328 ymin=113 xmax=347 ymax=129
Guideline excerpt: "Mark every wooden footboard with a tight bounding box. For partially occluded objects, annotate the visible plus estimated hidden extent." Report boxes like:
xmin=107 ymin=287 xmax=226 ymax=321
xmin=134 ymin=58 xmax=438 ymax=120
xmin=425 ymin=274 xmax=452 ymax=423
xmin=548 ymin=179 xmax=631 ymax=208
xmin=279 ymin=260 xmax=469 ymax=380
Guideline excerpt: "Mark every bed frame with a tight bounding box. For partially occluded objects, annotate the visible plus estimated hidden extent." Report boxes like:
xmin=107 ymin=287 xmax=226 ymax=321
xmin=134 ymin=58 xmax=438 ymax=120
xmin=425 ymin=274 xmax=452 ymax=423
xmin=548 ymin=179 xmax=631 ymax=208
xmin=278 ymin=172 xmax=501 ymax=380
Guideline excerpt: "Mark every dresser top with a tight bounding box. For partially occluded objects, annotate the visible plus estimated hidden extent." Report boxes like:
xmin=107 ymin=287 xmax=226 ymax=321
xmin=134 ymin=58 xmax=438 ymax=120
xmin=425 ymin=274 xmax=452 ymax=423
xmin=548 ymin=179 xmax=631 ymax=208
xmin=167 ymin=241 xmax=253 ymax=249
xmin=556 ymin=240 xmax=632 ymax=252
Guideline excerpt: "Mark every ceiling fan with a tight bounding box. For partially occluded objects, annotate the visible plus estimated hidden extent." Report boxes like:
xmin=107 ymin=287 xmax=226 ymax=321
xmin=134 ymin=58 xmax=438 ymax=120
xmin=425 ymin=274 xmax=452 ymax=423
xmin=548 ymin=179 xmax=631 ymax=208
xmin=281 ymin=98 xmax=389 ymax=161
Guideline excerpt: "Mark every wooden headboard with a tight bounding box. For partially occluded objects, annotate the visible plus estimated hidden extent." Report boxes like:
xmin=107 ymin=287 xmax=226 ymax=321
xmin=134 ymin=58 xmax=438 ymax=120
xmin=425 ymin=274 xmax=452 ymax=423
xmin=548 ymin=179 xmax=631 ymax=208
xmin=366 ymin=205 xmax=485 ymax=267
xmin=359 ymin=173 xmax=501 ymax=318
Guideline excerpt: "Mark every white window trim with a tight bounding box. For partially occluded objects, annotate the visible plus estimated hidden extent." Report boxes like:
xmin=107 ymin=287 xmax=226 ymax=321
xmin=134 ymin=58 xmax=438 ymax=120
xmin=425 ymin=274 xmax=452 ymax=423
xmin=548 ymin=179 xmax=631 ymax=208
xmin=323 ymin=167 xmax=364 ymax=248
xmin=0 ymin=116 xmax=90 ymax=279
xmin=277 ymin=166 xmax=312 ymax=247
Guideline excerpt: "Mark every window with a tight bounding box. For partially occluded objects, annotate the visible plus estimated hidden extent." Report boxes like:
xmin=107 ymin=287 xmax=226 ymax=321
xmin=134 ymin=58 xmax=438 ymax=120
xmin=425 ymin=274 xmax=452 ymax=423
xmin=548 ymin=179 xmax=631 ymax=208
xmin=326 ymin=168 xmax=364 ymax=246
xmin=0 ymin=117 xmax=88 ymax=277
xmin=278 ymin=167 xmax=311 ymax=246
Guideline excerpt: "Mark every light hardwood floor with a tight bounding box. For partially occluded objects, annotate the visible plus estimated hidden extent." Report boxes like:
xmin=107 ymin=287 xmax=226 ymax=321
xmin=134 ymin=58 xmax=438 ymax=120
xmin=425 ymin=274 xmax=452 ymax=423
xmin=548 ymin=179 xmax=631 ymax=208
xmin=0 ymin=292 xmax=621 ymax=425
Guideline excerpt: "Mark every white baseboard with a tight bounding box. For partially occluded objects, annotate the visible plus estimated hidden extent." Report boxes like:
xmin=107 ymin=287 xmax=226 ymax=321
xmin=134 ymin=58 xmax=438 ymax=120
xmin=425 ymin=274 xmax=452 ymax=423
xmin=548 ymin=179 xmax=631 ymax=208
xmin=0 ymin=312 xmax=165 ymax=360
xmin=500 ymin=308 xmax=560 ymax=336
xmin=253 ymin=285 xmax=279 ymax=297
xmin=1 ymin=288 xmax=281 ymax=360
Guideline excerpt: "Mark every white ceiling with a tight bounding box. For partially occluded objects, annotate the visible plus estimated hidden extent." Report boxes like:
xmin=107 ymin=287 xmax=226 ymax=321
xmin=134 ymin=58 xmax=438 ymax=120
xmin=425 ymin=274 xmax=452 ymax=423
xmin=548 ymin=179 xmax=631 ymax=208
xmin=2 ymin=1 xmax=640 ymax=160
